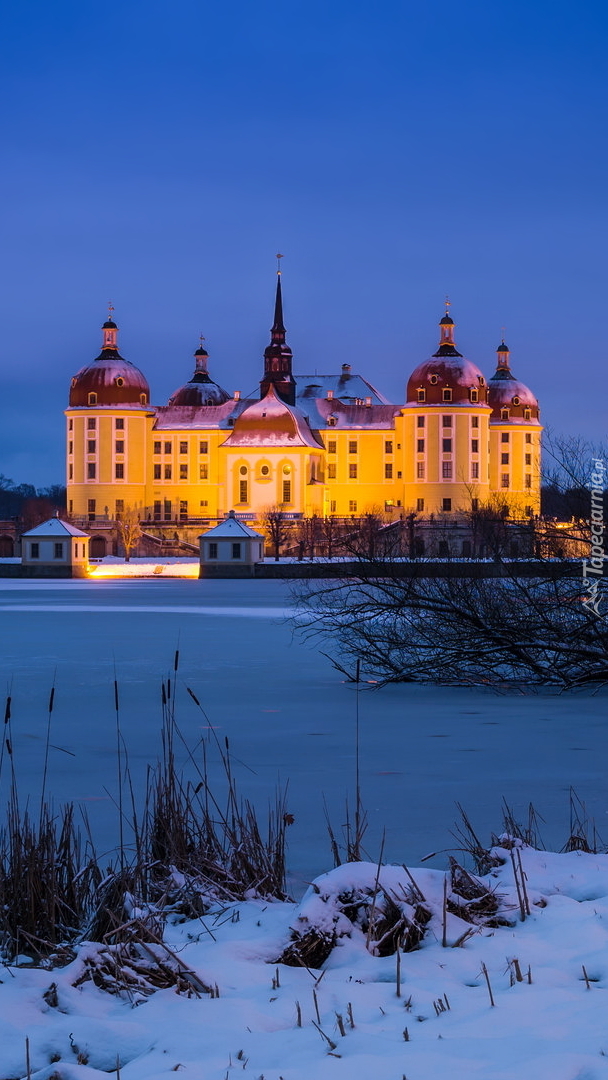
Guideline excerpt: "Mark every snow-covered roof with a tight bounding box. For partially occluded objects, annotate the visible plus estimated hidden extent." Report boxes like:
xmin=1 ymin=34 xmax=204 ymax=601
xmin=153 ymin=399 xmax=248 ymax=430
xmin=22 ymin=517 xmax=89 ymax=538
xmin=222 ymin=385 xmax=324 ymax=449
xmin=199 ymin=511 xmax=264 ymax=540
xmin=295 ymin=372 xmax=390 ymax=406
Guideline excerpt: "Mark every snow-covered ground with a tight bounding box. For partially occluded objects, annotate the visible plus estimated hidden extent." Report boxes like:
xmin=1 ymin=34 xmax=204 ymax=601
xmin=2 ymin=844 xmax=608 ymax=1080
xmin=0 ymin=578 xmax=606 ymax=888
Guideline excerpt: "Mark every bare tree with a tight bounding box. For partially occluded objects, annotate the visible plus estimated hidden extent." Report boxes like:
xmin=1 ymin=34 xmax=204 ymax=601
xmin=117 ymin=506 xmax=142 ymax=562
xmin=262 ymin=506 xmax=289 ymax=561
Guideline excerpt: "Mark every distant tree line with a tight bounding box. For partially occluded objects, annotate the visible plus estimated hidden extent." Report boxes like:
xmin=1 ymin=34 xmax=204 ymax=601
xmin=0 ymin=475 xmax=66 ymax=531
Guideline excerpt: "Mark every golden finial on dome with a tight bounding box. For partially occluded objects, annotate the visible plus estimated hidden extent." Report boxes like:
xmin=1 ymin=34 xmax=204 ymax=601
xmin=276 ymin=252 xmax=284 ymax=275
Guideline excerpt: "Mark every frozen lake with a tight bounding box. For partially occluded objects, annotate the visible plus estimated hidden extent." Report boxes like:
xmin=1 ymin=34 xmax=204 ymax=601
xmin=0 ymin=577 xmax=606 ymax=889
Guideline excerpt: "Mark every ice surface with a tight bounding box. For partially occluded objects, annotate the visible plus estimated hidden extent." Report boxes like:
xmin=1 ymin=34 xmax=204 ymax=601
xmin=0 ymin=579 xmax=606 ymax=891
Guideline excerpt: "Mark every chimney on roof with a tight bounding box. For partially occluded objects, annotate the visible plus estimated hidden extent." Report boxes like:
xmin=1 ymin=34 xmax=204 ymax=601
xmin=341 ymin=364 xmax=351 ymax=375
xmin=327 ymin=389 xmax=334 ymax=400
xmin=365 ymin=396 xmax=372 ymax=407
xmin=234 ymin=390 xmax=240 ymax=400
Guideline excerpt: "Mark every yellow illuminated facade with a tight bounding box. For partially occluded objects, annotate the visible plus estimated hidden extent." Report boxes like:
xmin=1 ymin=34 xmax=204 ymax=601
xmin=66 ymin=283 xmax=542 ymax=530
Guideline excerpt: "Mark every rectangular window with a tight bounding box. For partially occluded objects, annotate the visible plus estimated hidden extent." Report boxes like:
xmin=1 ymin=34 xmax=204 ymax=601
xmin=154 ymin=501 xmax=161 ymax=521
xmin=442 ymin=461 xmax=452 ymax=478
xmin=164 ymin=441 xmax=172 ymax=454
xmin=442 ymin=389 xmax=452 ymax=402
xmin=180 ymin=464 xmax=188 ymax=479
xmin=154 ymin=464 xmax=161 ymax=479
xmin=384 ymin=440 xmax=393 ymax=454
xmin=442 ymin=415 xmax=452 ymax=427
xmin=179 ymin=441 xmax=188 ymax=454
xmin=442 ymin=498 xmax=452 ymax=512
xmin=471 ymin=416 xmax=479 ymax=429
xmin=524 ymin=408 xmax=531 ymax=420
xmin=471 ymin=439 xmax=478 ymax=453
xmin=502 ymin=432 xmax=510 ymax=443
xmin=179 ymin=500 xmax=188 ymax=521
xmin=417 ymin=416 xmax=425 ymax=428
xmin=232 ymin=542 xmax=241 ymax=560
xmin=88 ymin=499 xmax=96 ymax=513
xmin=525 ymin=453 xmax=531 ymax=465
xmin=349 ymin=464 xmax=357 ymax=479
xmin=69 ymin=419 xmax=73 ymax=431
xmin=115 ymin=440 xmax=124 ymax=454
xmin=471 ymin=498 xmax=479 ymax=511
xmin=116 ymin=499 xmax=124 ymax=515
xmin=239 ymin=480 xmax=248 ymax=503
xmin=54 ymin=542 xmax=63 ymax=560
xmin=164 ymin=499 xmax=172 ymax=520
xmin=471 ymin=462 xmax=479 ymax=479
xmin=282 ymin=480 xmax=291 ymax=503
xmin=525 ymin=474 xmax=532 ymax=489
xmin=416 ymin=462 xmax=425 ymax=478
xmin=349 ymin=500 xmax=357 ymax=513
xmin=417 ymin=389 xmax=426 ymax=402
xmin=385 ymin=463 xmax=393 ymax=479
xmin=330 ymin=500 xmax=337 ymax=512
xmin=87 ymin=463 xmax=96 ymax=479
xmin=501 ymin=453 xmax=509 ymax=465
xmin=417 ymin=439 xmax=425 ymax=453
xmin=69 ymin=500 xmax=73 ymax=513
xmin=69 ymin=441 xmax=73 ymax=455
xmin=154 ymin=441 xmax=161 ymax=454
xmin=87 ymin=418 xmax=96 ymax=430
xmin=327 ymin=464 xmax=336 ymax=479
xmin=68 ymin=464 xmax=73 ymax=479
xmin=327 ymin=440 xmax=336 ymax=454
xmin=208 ymin=542 xmax=218 ymax=560
xmin=87 ymin=440 xmax=96 ymax=453
xmin=348 ymin=440 xmax=357 ymax=454
xmin=525 ymin=433 xmax=532 ymax=444
xmin=115 ymin=418 xmax=124 ymax=430
xmin=501 ymin=473 xmax=510 ymax=488
xmin=115 ymin=464 xmax=124 ymax=479
xmin=199 ymin=440 xmax=208 ymax=454
xmin=199 ymin=464 xmax=208 ymax=480
xmin=442 ymin=438 xmax=452 ymax=453
xmin=469 ymin=388 xmax=478 ymax=402
xmin=200 ymin=499 xmax=208 ymax=507
xmin=30 ymin=542 xmax=39 ymax=559
xmin=416 ymin=498 xmax=424 ymax=512
xmin=164 ymin=465 xmax=172 ymax=479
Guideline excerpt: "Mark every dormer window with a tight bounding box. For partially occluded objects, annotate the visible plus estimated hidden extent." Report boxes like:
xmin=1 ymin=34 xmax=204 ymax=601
xmin=469 ymin=388 xmax=478 ymax=402
xmin=115 ymin=377 xmax=124 ymax=387
xmin=501 ymin=408 xmax=509 ymax=420
xmin=524 ymin=408 xmax=531 ymax=420
xmin=442 ymin=388 xmax=452 ymax=402
xmin=88 ymin=392 xmax=97 ymax=406
xmin=71 ymin=377 xmax=77 ymax=388
xmin=512 ymin=396 xmax=520 ymax=406
xmin=429 ymin=374 xmax=439 ymax=385
xmin=478 ymin=376 xmax=485 ymax=386
xmin=140 ymin=393 xmax=147 ymax=405
xmin=328 ymin=415 xmax=337 ymax=426
xmin=417 ymin=388 xmax=426 ymax=402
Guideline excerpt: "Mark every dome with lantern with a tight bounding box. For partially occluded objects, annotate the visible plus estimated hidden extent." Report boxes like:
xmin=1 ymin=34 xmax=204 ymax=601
xmin=69 ymin=314 xmax=150 ymax=407
xmin=168 ymin=342 xmax=231 ymax=407
xmin=487 ymin=342 xmax=540 ymax=422
xmin=406 ymin=308 xmax=489 ymax=406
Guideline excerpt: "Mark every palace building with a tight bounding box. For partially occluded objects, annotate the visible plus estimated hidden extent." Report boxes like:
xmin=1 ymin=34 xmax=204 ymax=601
xmin=65 ymin=275 xmax=542 ymax=539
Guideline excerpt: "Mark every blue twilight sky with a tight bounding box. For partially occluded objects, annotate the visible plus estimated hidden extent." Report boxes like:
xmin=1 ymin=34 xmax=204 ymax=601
xmin=1 ymin=0 xmax=607 ymax=486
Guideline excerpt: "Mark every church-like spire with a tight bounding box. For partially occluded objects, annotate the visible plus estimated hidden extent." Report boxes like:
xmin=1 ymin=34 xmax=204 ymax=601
xmin=260 ymin=258 xmax=296 ymax=406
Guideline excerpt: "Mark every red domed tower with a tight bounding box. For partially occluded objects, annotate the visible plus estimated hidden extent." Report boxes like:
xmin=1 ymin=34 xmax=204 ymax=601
xmin=168 ymin=340 xmax=230 ymax=407
xmin=65 ymin=311 xmax=152 ymax=523
xmin=69 ymin=314 xmax=150 ymax=408
xmin=401 ymin=306 xmax=491 ymax=515
xmin=488 ymin=341 xmax=542 ymax=515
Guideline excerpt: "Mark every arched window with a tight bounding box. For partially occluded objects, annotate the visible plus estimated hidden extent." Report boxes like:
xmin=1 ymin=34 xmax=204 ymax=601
xmin=417 ymin=388 xmax=426 ymax=402
xmin=469 ymin=388 xmax=478 ymax=402
xmin=140 ymin=393 xmax=147 ymax=405
xmin=88 ymin=392 xmax=97 ymax=405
